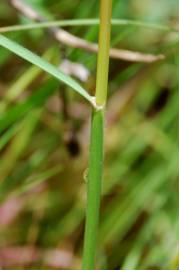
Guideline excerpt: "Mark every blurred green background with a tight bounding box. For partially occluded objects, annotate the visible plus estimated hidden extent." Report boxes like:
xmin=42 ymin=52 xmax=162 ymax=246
xmin=0 ymin=0 xmax=179 ymax=269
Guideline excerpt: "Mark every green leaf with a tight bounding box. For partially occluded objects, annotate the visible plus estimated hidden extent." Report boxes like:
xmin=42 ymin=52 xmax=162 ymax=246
xmin=0 ymin=34 xmax=93 ymax=105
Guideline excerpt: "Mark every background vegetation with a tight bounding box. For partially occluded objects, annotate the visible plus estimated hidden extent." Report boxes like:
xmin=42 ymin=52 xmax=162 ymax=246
xmin=0 ymin=0 xmax=179 ymax=269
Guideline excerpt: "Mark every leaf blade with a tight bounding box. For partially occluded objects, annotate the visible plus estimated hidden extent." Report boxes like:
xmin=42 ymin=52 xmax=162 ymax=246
xmin=0 ymin=34 xmax=93 ymax=105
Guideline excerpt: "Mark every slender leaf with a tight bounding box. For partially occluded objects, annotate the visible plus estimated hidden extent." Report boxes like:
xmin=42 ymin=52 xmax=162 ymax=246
xmin=0 ymin=34 xmax=93 ymax=105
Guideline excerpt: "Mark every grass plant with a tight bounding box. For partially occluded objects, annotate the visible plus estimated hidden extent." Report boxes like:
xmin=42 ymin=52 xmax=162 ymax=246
xmin=0 ymin=1 xmax=179 ymax=270
xmin=82 ymin=1 xmax=112 ymax=269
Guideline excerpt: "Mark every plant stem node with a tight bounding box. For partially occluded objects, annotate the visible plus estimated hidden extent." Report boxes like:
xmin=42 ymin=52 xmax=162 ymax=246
xmin=91 ymin=96 xmax=104 ymax=111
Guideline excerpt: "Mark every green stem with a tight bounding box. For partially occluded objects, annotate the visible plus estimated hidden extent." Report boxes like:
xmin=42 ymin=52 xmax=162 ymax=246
xmin=82 ymin=109 xmax=104 ymax=270
xmin=95 ymin=0 xmax=113 ymax=106
xmin=82 ymin=1 xmax=112 ymax=269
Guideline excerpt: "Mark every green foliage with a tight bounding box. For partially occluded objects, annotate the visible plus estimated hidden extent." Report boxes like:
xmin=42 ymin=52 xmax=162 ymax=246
xmin=0 ymin=35 xmax=93 ymax=104
xmin=0 ymin=0 xmax=179 ymax=270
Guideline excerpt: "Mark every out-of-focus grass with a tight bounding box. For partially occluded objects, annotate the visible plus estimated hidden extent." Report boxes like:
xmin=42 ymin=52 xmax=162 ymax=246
xmin=0 ymin=0 xmax=179 ymax=269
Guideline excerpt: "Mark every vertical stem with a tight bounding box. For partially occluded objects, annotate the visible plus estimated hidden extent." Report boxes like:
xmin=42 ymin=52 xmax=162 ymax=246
xmin=96 ymin=0 xmax=113 ymax=106
xmin=82 ymin=0 xmax=112 ymax=270
xmin=82 ymin=109 xmax=104 ymax=270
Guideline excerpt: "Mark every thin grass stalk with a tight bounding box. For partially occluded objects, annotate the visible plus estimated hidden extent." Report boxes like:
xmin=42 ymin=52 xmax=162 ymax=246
xmin=0 ymin=19 xmax=177 ymax=34
xmin=82 ymin=1 xmax=112 ymax=269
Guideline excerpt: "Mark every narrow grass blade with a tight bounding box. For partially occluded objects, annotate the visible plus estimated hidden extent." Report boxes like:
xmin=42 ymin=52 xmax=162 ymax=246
xmin=0 ymin=80 xmax=58 ymax=132
xmin=0 ymin=124 xmax=19 ymax=151
xmin=0 ymin=34 xmax=93 ymax=105
xmin=0 ymin=110 xmax=41 ymax=182
xmin=11 ymin=166 xmax=62 ymax=197
xmin=0 ymin=19 xmax=178 ymax=34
